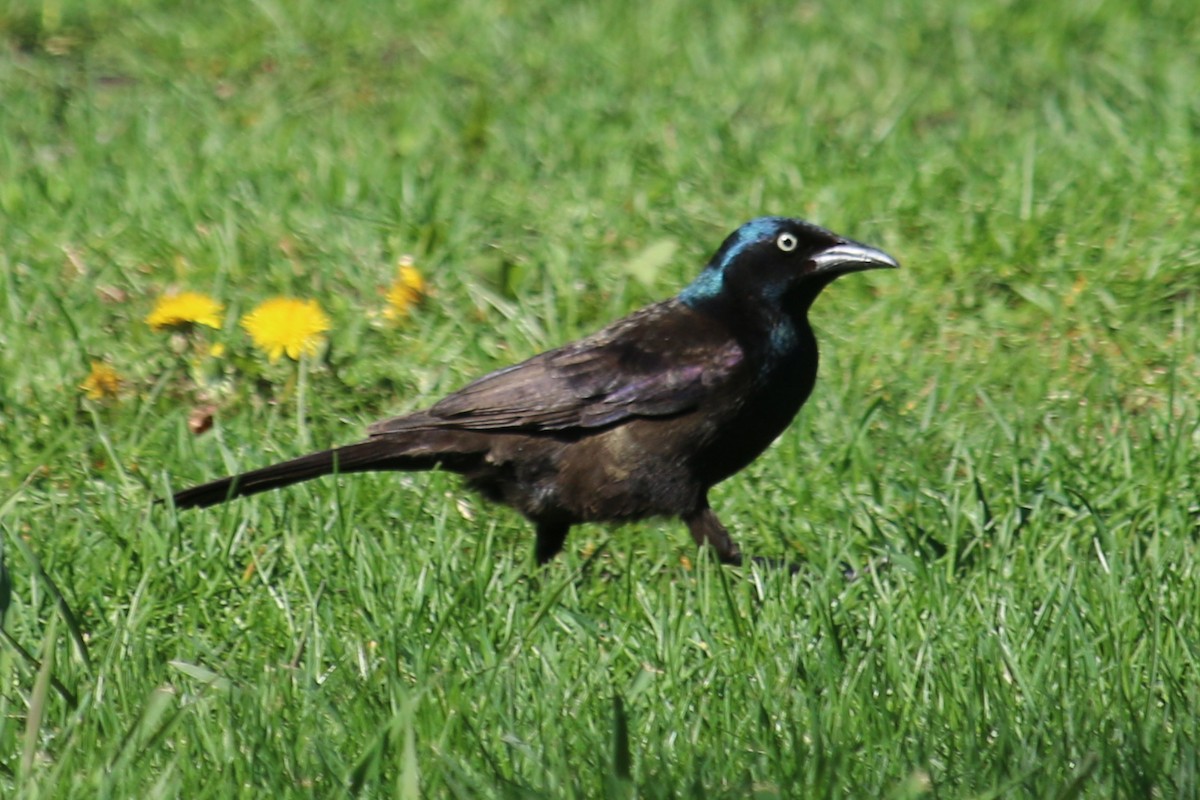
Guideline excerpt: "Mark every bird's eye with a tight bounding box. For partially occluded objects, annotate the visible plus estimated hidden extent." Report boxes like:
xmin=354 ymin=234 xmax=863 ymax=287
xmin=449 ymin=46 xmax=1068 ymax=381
xmin=776 ymin=232 xmax=798 ymax=252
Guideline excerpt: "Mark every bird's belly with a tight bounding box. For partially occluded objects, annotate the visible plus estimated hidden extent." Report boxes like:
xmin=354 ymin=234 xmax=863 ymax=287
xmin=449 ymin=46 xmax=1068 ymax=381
xmin=467 ymin=419 xmax=710 ymax=524
xmin=550 ymin=420 xmax=706 ymax=522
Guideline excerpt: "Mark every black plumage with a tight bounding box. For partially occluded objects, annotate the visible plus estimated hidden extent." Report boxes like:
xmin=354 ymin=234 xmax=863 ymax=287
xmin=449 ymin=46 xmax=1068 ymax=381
xmin=171 ymin=217 xmax=898 ymax=565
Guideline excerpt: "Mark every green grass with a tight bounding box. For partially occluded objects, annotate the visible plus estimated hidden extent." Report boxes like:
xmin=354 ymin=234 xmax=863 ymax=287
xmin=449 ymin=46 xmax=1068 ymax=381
xmin=2 ymin=0 xmax=1198 ymax=796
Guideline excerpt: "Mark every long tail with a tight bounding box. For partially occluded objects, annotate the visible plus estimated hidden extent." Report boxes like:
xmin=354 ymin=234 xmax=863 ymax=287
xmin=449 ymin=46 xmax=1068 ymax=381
xmin=171 ymin=438 xmax=447 ymax=509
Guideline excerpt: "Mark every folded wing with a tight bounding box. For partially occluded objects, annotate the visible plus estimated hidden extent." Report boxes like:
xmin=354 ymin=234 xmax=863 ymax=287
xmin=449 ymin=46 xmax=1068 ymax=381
xmin=368 ymin=300 xmax=744 ymax=436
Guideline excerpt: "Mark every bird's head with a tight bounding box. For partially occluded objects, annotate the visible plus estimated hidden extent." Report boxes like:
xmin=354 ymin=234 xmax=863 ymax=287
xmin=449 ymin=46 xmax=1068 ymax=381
xmin=679 ymin=217 xmax=898 ymax=320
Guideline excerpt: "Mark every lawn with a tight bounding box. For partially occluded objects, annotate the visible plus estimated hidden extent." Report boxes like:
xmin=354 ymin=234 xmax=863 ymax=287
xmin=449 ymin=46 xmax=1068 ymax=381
xmin=1 ymin=0 xmax=1197 ymax=796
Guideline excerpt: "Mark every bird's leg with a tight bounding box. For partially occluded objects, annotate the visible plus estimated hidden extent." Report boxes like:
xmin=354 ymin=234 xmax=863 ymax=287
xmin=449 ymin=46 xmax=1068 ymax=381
xmin=534 ymin=521 xmax=570 ymax=565
xmin=682 ymin=504 xmax=743 ymax=566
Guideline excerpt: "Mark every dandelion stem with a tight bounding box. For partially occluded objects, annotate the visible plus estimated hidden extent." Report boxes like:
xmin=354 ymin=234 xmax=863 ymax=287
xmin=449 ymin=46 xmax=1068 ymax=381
xmin=297 ymin=356 xmax=310 ymax=447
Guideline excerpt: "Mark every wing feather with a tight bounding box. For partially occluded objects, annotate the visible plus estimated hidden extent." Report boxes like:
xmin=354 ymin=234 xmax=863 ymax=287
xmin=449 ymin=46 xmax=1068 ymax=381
xmin=368 ymin=300 xmax=745 ymax=436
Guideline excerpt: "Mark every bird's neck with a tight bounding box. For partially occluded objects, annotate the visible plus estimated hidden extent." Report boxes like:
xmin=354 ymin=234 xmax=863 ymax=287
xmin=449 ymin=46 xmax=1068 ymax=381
xmin=763 ymin=312 xmax=813 ymax=361
xmin=684 ymin=291 xmax=817 ymax=371
xmin=757 ymin=313 xmax=818 ymax=402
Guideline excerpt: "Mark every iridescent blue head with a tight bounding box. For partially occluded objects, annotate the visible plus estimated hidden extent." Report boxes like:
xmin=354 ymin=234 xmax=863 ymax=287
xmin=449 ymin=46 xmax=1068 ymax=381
xmin=679 ymin=216 xmax=898 ymax=318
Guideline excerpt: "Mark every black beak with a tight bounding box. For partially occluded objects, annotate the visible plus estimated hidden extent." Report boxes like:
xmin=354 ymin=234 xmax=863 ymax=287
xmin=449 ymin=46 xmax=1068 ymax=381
xmin=810 ymin=240 xmax=900 ymax=276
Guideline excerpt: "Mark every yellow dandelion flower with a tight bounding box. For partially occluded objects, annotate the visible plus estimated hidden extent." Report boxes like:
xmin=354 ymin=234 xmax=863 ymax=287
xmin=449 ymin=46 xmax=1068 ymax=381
xmin=383 ymin=257 xmax=427 ymax=320
xmin=80 ymin=361 xmax=122 ymax=401
xmin=241 ymin=297 xmax=331 ymax=363
xmin=146 ymin=291 xmax=224 ymax=331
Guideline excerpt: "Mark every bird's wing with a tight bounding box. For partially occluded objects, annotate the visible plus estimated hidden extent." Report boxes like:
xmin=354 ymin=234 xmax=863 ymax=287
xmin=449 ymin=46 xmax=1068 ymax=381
xmin=367 ymin=301 xmax=745 ymax=435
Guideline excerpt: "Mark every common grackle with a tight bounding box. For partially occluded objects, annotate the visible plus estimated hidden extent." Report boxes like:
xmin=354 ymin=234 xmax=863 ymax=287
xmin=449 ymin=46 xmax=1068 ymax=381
xmin=171 ymin=217 xmax=897 ymax=566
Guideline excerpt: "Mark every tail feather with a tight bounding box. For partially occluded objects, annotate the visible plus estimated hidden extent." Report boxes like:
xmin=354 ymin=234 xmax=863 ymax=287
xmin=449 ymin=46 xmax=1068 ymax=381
xmin=171 ymin=438 xmax=443 ymax=509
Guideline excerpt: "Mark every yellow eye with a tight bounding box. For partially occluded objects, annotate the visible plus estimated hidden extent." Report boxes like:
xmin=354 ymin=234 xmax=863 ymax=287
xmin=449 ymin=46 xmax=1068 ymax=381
xmin=776 ymin=232 xmax=798 ymax=252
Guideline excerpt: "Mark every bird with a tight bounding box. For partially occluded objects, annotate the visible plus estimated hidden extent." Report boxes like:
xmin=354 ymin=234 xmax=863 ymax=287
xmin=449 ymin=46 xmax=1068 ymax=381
xmin=171 ymin=217 xmax=898 ymax=566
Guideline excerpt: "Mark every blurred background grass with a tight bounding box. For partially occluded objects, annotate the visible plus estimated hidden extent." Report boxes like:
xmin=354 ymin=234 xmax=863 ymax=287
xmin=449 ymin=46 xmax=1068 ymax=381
xmin=1 ymin=0 xmax=1197 ymax=796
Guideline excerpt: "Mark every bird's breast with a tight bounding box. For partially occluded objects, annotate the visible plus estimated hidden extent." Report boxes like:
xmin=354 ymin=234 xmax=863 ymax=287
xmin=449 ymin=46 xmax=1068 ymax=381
xmin=692 ymin=340 xmax=819 ymax=487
